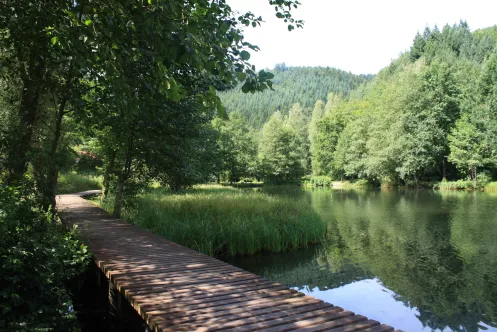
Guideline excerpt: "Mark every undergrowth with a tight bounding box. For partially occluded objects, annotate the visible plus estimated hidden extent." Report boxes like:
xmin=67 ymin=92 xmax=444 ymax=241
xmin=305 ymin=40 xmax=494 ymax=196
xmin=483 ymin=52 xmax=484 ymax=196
xmin=57 ymin=172 xmax=103 ymax=194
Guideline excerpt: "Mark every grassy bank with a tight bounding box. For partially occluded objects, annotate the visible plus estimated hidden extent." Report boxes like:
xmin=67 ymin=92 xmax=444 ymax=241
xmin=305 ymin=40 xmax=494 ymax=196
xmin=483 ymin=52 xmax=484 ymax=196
xmin=484 ymin=182 xmax=497 ymax=192
xmin=435 ymin=179 xmax=497 ymax=191
xmin=97 ymin=185 xmax=326 ymax=257
xmin=57 ymin=172 xmax=103 ymax=194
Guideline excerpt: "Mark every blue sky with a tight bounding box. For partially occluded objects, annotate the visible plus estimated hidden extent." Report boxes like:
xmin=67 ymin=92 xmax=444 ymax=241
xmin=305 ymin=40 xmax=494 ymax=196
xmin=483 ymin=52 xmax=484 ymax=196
xmin=228 ymin=0 xmax=497 ymax=74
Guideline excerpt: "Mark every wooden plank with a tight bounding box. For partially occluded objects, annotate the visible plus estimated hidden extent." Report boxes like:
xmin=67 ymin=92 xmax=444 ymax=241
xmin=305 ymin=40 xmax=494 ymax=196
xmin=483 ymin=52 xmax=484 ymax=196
xmin=147 ymin=294 xmax=322 ymax=324
xmin=123 ymin=277 xmax=284 ymax=296
xmin=363 ymin=324 xmax=395 ymax=332
xmin=152 ymin=303 xmax=332 ymax=330
xmin=193 ymin=306 xmax=345 ymax=331
xmin=279 ymin=315 xmax=369 ymax=332
xmin=116 ymin=273 xmax=262 ymax=292
xmin=104 ymin=262 xmax=232 ymax=276
xmin=138 ymin=291 xmax=307 ymax=314
xmin=110 ymin=268 xmax=255 ymax=287
xmin=325 ymin=319 xmax=381 ymax=331
xmin=209 ymin=308 xmax=353 ymax=332
xmin=130 ymin=284 xmax=293 ymax=304
xmin=133 ymin=287 xmax=298 ymax=308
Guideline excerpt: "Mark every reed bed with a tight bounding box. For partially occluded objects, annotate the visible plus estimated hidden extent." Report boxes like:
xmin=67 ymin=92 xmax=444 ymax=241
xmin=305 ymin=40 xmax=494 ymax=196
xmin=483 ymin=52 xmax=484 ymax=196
xmin=100 ymin=185 xmax=326 ymax=257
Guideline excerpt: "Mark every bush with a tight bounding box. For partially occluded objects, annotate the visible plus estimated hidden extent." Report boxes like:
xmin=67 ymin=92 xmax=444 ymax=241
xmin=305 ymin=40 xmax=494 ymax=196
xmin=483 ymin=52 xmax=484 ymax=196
xmin=354 ymin=178 xmax=371 ymax=188
xmin=484 ymin=182 xmax=497 ymax=192
xmin=476 ymin=172 xmax=492 ymax=188
xmin=57 ymin=172 xmax=103 ymax=194
xmin=73 ymin=148 xmax=103 ymax=173
xmin=0 ymin=185 xmax=90 ymax=331
xmin=438 ymin=179 xmax=478 ymax=190
xmin=305 ymin=176 xmax=332 ymax=187
xmin=380 ymin=176 xmax=398 ymax=188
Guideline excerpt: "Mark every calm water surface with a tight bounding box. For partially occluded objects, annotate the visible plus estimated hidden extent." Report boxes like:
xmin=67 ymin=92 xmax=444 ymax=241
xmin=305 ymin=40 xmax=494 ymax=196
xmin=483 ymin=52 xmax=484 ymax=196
xmin=224 ymin=189 xmax=497 ymax=332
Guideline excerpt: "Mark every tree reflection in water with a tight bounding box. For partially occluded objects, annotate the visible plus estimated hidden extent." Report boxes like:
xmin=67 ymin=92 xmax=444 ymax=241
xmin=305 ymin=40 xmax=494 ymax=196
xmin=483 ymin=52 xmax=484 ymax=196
xmin=225 ymin=189 xmax=497 ymax=332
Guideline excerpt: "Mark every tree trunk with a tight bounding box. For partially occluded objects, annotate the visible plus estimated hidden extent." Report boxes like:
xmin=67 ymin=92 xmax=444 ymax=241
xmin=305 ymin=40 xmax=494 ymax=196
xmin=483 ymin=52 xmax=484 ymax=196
xmin=112 ymin=172 xmax=125 ymax=218
xmin=45 ymin=101 xmax=66 ymax=215
xmin=103 ymin=150 xmax=116 ymax=198
xmin=6 ymin=57 xmax=45 ymax=184
xmin=45 ymin=60 xmax=75 ymax=215
xmin=442 ymin=158 xmax=447 ymax=181
xmin=112 ymin=131 xmax=134 ymax=218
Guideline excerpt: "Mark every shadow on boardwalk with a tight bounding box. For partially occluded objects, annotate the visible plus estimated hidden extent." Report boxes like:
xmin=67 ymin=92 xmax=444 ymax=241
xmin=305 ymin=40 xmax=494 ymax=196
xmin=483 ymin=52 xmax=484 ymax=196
xmin=57 ymin=192 xmax=398 ymax=332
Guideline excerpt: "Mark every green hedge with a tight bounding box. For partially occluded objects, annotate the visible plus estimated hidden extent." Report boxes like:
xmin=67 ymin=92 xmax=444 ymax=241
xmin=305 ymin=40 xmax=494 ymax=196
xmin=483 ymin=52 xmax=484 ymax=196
xmin=0 ymin=185 xmax=90 ymax=331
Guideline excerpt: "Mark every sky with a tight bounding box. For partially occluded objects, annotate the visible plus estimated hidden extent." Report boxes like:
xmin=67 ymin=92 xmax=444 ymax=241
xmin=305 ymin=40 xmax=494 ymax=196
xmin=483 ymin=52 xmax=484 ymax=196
xmin=228 ymin=0 xmax=497 ymax=75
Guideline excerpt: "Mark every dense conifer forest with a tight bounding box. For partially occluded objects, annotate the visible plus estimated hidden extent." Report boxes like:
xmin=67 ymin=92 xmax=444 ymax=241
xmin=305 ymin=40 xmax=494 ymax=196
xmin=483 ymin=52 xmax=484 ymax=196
xmin=219 ymin=66 xmax=373 ymax=127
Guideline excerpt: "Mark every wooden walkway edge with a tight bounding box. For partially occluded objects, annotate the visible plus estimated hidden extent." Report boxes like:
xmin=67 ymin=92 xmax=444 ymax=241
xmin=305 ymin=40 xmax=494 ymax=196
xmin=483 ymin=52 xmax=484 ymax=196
xmin=57 ymin=191 xmax=398 ymax=332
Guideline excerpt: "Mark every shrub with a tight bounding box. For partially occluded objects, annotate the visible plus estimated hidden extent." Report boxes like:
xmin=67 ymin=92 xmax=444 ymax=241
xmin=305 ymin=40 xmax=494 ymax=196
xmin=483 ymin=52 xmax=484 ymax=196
xmin=0 ymin=184 xmax=90 ymax=331
xmin=484 ymin=182 xmax=497 ymax=192
xmin=306 ymin=176 xmax=332 ymax=187
xmin=73 ymin=149 xmax=103 ymax=173
xmin=476 ymin=172 xmax=492 ymax=188
xmin=354 ymin=178 xmax=371 ymax=188
xmin=438 ymin=179 xmax=478 ymax=190
xmin=380 ymin=176 xmax=398 ymax=188
xmin=57 ymin=172 xmax=103 ymax=194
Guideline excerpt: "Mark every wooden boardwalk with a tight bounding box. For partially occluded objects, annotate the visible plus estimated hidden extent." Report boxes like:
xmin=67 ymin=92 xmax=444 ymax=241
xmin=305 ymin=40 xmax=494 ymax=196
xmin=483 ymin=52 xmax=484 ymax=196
xmin=57 ymin=192 xmax=397 ymax=332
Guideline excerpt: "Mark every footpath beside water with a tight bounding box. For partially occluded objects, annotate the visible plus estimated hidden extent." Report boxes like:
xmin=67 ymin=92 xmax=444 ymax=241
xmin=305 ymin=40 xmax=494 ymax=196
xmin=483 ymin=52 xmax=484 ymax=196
xmin=57 ymin=191 xmax=398 ymax=332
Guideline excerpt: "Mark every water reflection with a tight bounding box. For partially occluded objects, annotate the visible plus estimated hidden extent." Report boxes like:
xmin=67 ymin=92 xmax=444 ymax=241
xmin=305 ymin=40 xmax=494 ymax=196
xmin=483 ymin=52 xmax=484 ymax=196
xmin=225 ymin=189 xmax=497 ymax=332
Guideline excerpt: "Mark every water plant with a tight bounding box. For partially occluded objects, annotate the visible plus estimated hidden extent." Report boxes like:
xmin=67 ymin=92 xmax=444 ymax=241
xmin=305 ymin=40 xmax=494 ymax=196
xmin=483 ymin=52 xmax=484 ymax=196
xmin=98 ymin=185 xmax=326 ymax=257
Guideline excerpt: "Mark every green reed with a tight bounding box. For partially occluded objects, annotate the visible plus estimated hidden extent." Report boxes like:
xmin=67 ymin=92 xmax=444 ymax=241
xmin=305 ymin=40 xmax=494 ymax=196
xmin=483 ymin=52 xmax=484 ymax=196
xmin=99 ymin=185 xmax=326 ymax=257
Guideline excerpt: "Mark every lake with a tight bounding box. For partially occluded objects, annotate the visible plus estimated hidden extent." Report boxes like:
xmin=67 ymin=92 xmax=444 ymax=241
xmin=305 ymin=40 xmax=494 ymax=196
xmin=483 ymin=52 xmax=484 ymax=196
xmin=223 ymin=188 xmax=497 ymax=332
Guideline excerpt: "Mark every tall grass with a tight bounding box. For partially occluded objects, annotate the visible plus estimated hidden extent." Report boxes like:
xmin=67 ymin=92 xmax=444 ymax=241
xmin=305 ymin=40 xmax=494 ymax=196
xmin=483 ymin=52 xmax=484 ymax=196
xmin=484 ymin=182 xmax=497 ymax=192
xmin=57 ymin=172 xmax=103 ymax=194
xmin=437 ymin=180 xmax=478 ymax=190
xmin=99 ymin=185 xmax=326 ymax=257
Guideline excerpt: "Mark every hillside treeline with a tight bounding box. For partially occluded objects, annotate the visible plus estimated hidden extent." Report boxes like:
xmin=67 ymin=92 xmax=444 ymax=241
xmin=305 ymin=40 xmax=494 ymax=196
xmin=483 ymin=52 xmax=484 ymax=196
xmin=219 ymin=66 xmax=372 ymax=127
xmin=216 ymin=22 xmax=497 ymax=187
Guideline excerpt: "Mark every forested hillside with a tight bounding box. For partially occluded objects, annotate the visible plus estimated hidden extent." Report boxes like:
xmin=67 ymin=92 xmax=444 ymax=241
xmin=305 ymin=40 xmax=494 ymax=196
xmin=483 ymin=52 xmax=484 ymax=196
xmin=215 ymin=22 xmax=497 ymax=187
xmin=219 ymin=66 xmax=372 ymax=127
xmin=316 ymin=22 xmax=497 ymax=185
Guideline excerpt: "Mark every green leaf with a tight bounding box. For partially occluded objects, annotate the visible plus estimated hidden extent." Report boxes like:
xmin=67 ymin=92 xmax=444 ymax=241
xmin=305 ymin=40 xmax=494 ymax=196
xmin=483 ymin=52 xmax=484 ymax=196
xmin=240 ymin=50 xmax=251 ymax=61
xmin=237 ymin=72 xmax=247 ymax=81
xmin=241 ymin=82 xmax=251 ymax=93
xmin=84 ymin=19 xmax=92 ymax=26
xmin=51 ymin=37 xmax=58 ymax=45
